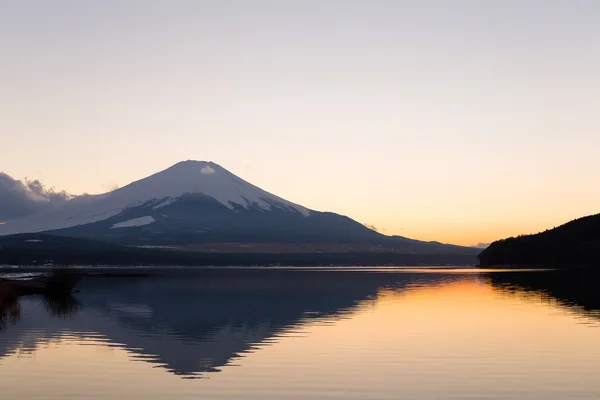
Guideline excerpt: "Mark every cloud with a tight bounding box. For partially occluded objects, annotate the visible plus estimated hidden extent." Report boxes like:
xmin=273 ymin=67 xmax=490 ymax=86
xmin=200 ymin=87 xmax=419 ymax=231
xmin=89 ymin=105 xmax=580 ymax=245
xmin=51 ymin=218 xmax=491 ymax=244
xmin=363 ymin=223 xmax=379 ymax=232
xmin=200 ymin=166 xmax=216 ymax=175
xmin=101 ymin=182 xmax=120 ymax=192
xmin=0 ymin=172 xmax=71 ymax=221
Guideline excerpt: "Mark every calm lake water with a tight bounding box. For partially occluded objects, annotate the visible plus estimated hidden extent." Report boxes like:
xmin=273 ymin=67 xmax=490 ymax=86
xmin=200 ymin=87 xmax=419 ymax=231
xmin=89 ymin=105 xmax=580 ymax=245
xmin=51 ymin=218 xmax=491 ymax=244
xmin=1 ymin=267 xmax=600 ymax=399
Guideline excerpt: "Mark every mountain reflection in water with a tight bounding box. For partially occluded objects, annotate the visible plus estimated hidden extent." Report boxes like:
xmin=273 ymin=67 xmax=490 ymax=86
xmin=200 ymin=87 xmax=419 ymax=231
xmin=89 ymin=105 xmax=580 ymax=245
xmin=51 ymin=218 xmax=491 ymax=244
xmin=0 ymin=269 xmax=465 ymax=377
xmin=0 ymin=268 xmax=599 ymax=380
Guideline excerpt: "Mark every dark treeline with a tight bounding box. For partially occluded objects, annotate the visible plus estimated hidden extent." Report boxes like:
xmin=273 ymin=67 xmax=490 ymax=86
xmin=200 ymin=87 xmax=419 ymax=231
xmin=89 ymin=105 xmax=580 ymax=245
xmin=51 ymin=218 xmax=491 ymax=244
xmin=478 ymin=213 xmax=600 ymax=268
xmin=0 ymin=234 xmax=477 ymax=267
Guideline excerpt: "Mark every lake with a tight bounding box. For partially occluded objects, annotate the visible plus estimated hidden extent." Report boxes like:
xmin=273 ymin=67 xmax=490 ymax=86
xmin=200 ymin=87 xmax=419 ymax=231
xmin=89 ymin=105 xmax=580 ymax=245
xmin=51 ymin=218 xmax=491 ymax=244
xmin=1 ymin=267 xmax=600 ymax=399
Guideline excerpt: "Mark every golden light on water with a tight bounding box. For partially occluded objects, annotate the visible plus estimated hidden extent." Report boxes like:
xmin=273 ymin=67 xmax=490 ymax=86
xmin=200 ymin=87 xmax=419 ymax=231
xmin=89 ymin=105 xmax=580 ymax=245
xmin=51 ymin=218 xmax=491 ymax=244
xmin=2 ymin=273 xmax=600 ymax=399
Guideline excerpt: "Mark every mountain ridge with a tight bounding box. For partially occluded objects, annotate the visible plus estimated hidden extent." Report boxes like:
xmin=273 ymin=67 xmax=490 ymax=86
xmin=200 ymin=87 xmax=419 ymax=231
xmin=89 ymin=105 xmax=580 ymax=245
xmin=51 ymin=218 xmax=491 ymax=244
xmin=0 ymin=161 xmax=310 ymax=235
xmin=0 ymin=161 xmax=477 ymax=260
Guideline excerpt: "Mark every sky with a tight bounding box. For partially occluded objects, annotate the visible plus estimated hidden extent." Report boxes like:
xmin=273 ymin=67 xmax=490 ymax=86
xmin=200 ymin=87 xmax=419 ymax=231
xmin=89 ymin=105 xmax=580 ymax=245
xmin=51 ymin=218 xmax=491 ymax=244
xmin=1 ymin=0 xmax=600 ymax=246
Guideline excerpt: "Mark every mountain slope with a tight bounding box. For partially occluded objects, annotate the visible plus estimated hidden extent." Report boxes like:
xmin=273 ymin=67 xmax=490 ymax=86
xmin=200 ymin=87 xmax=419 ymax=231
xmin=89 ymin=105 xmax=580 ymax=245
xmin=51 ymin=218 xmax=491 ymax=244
xmin=478 ymin=213 xmax=600 ymax=267
xmin=52 ymin=199 xmax=384 ymax=245
xmin=0 ymin=161 xmax=309 ymax=234
xmin=0 ymin=160 xmax=477 ymax=258
xmin=0 ymin=161 xmax=385 ymax=245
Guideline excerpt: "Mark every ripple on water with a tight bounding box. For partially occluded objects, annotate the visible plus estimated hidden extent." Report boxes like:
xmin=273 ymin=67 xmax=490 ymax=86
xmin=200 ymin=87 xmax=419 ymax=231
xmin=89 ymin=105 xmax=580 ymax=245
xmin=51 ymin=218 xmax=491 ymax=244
xmin=1 ymin=269 xmax=600 ymax=399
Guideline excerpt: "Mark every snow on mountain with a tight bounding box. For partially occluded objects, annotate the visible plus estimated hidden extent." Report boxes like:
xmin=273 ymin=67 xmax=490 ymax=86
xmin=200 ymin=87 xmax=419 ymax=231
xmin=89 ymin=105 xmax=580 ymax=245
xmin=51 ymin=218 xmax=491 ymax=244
xmin=0 ymin=161 xmax=310 ymax=235
xmin=117 ymin=161 xmax=310 ymax=216
xmin=110 ymin=216 xmax=156 ymax=229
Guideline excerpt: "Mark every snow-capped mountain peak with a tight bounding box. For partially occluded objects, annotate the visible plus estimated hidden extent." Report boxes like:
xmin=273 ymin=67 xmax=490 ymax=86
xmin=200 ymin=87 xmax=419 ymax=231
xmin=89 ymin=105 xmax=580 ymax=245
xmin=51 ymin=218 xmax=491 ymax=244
xmin=0 ymin=161 xmax=310 ymax=235
xmin=111 ymin=160 xmax=309 ymax=216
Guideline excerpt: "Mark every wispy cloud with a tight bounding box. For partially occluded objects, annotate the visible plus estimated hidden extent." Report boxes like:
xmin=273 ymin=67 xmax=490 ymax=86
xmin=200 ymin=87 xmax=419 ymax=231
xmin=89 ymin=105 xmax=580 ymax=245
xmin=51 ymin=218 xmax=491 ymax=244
xmin=363 ymin=223 xmax=379 ymax=232
xmin=101 ymin=182 xmax=120 ymax=192
xmin=0 ymin=172 xmax=71 ymax=220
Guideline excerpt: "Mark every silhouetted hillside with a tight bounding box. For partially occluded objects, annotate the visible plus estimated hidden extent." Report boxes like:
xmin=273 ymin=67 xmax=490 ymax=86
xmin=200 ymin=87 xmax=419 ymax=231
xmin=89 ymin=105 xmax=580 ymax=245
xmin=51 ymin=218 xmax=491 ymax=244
xmin=478 ymin=214 xmax=600 ymax=268
xmin=0 ymin=234 xmax=477 ymax=267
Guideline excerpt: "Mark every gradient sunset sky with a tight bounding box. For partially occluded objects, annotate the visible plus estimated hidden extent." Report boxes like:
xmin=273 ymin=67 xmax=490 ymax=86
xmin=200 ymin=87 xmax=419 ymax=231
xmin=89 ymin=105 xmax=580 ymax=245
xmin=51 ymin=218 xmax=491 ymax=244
xmin=1 ymin=1 xmax=599 ymax=246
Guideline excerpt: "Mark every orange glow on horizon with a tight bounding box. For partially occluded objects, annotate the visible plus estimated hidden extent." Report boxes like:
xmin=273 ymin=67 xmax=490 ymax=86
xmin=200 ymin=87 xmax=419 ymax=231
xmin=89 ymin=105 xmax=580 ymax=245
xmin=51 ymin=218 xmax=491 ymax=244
xmin=380 ymin=212 xmax=599 ymax=247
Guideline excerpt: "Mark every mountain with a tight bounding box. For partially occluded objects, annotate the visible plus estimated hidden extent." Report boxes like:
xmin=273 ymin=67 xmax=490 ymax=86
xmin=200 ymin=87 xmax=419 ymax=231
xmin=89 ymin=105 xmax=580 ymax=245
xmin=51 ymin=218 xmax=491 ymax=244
xmin=0 ymin=161 xmax=478 ymax=260
xmin=478 ymin=213 xmax=600 ymax=268
xmin=0 ymin=161 xmax=380 ymax=244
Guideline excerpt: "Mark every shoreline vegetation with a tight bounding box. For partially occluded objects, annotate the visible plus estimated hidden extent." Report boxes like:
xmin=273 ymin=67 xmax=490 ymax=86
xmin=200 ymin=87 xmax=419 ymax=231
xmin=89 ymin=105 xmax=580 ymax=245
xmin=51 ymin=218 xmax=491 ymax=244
xmin=0 ymin=268 xmax=151 ymax=301
xmin=0 ymin=268 xmax=81 ymax=328
xmin=479 ymin=213 xmax=600 ymax=268
xmin=0 ymin=267 xmax=157 ymax=329
xmin=0 ymin=233 xmax=479 ymax=268
xmin=0 ymin=268 xmax=79 ymax=297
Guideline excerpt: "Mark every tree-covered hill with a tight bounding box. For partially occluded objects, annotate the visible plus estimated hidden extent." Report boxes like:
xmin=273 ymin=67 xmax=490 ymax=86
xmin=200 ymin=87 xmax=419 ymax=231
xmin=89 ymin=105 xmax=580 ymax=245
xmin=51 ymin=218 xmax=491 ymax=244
xmin=478 ymin=214 xmax=600 ymax=268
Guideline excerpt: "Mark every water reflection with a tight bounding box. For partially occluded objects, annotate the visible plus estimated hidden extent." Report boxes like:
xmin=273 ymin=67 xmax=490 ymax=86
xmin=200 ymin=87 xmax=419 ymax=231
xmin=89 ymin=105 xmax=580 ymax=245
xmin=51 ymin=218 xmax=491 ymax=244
xmin=0 ymin=270 xmax=467 ymax=377
xmin=1 ymin=293 xmax=80 ymax=331
xmin=42 ymin=294 xmax=81 ymax=319
xmin=1 ymin=269 xmax=600 ymax=380
xmin=0 ymin=299 xmax=20 ymax=330
xmin=488 ymin=269 xmax=600 ymax=322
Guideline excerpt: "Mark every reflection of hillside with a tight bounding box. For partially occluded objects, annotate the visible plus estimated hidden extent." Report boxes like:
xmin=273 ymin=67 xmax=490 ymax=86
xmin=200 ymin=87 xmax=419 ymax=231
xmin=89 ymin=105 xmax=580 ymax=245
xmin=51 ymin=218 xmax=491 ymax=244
xmin=0 ymin=270 xmax=461 ymax=377
xmin=487 ymin=270 xmax=600 ymax=319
